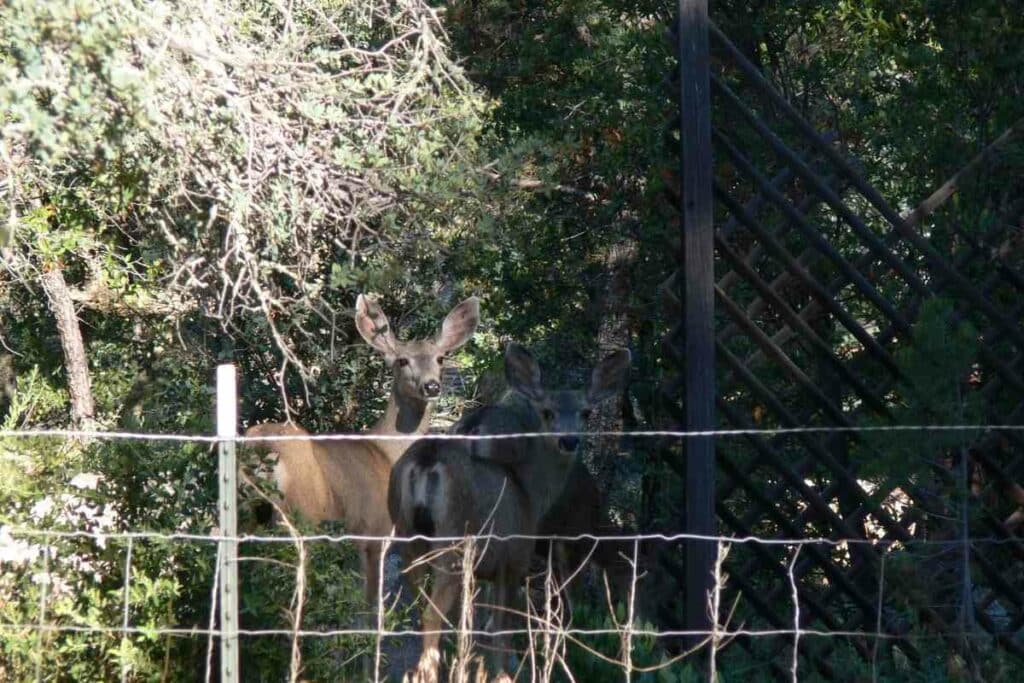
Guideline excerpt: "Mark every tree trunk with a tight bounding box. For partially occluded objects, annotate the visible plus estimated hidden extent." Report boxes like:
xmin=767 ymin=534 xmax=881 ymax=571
xmin=591 ymin=240 xmax=638 ymax=510
xmin=40 ymin=267 xmax=95 ymax=427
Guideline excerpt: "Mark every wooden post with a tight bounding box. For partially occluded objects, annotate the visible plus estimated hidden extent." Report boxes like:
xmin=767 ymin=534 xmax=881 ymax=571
xmin=217 ymin=364 xmax=240 ymax=683
xmin=678 ymin=0 xmax=716 ymax=652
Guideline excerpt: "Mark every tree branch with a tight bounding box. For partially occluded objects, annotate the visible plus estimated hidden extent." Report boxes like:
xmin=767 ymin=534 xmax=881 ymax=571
xmin=902 ymin=117 xmax=1024 ymax=231
xmin=40 ymin=267 xmax=95 ymax=427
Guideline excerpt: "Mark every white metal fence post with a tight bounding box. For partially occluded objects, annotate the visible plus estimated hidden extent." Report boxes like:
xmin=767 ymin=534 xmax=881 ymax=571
xmin=216 ymin=364 xmax=240 ymax=683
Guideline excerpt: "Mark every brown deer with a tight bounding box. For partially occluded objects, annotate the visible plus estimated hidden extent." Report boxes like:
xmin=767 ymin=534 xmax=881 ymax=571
xmin=388 ymin=343 xmax=631 ymax=682
xmin=245 ymin=294 xmax=480 ymax=609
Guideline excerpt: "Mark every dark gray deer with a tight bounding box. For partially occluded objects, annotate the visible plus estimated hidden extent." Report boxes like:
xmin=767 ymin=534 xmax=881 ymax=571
xmin=388 ymin=343 xmax=631 ymax=682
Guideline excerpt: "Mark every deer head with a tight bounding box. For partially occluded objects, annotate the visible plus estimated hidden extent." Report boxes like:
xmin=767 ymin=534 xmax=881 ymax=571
xmin=355 ymin=295 xmax=480 ymax=402
xmin=504 ymin=342 xmax=631 ymax=454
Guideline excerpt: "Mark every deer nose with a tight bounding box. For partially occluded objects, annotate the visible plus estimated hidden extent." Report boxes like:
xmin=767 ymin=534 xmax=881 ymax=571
xmin=423 ymin=380 xmax=441 ymax=398
xmin=558 ymin=436 xmax=579 ymax=452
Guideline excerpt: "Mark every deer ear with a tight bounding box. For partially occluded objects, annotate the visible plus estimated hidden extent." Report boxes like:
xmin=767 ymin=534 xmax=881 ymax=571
xmin=587 ymin=349 xmax=631 ymax=404
xmin=354 ymin=294 xmax=398 ymax=356
xmin=504 ymin=343 xmax=544 ymax=401
xmin=436 ymin=296 xmax=480 ymax=353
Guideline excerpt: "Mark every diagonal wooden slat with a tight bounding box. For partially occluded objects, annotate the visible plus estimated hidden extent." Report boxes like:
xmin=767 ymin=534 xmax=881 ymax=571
xmin=715 ymin=232 xmax=888 ymax=413
xmin=715 ymin=129 xmax=914 ymax=334
xmin=714 ymin=184 xmax=901 ymax=374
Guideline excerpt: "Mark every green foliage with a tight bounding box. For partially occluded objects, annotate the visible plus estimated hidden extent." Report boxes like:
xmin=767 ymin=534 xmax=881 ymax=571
xmin=1 ymin=0 xmax=492 ymax=378
xmin=0 ymin=346 xmax=217 ymax=679
xmin=857 ymin=297 xmax=982 ymax=484
xmin=797 ymin=636 xmax=1024 ymax=683
xmin=236 ymin=523 xmax=371 ymax=681
xmin=0 ymin=0 xmax=494 ymax=675
xmin=716 ymin=0 xmax=1024 ymax=206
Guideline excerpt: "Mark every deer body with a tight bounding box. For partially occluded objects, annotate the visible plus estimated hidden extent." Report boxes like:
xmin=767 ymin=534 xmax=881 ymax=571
xmin=392 ymin=394 xmax=574 ymax=577
xmin=246 ymin=295 xmax=479 ymax=609
xmin=389 ymin=344 xmax=631 ymax=681
xmin=245 ymin=422 xmax=394 ymax=596
xmin=533 ymin=460 xmax=641 ymax=609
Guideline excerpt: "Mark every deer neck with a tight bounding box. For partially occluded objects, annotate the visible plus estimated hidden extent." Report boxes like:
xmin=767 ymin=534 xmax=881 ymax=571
xmin=513 ymin=445 xmax=575 ymax=524
xmin=487 ymin=393 xmax=576 ymax=519
xmin=370 ymin=384 xmax=433 ymax=464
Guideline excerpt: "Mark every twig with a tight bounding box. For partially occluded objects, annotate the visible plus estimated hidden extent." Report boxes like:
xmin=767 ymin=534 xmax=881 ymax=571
xmin=120 ymin=537 xmax=134 ymax=683
xmin=374 ymin=528 xmax=393 ymax=683
xmin=622 ymin=539 xmax=639 ymax=683
xmin=204 ymin=542 xmax=222 ymax=683
xmin=788 ymin=545 xmax=802 ymax=683
xmin=709 ymin=541 xmax=730 ymax=680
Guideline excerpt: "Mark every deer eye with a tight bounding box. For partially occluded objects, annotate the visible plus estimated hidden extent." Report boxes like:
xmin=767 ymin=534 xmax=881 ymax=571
xmin=541 ymin=409 xmax=555 ymax=422
xmin=396 ymin=357 xmax=410 ymax=367
xmin=580 ymin=409 xmax=592 ymax=420
xmin=436 ymin=356 xmax=445 ymax=365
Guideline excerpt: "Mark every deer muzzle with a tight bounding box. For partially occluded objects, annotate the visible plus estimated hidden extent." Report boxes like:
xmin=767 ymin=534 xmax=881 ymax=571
xmin=558 ymin=435 xmax=579 ymax=452
xmin=422 ymin=380 xmax=441 ymax=398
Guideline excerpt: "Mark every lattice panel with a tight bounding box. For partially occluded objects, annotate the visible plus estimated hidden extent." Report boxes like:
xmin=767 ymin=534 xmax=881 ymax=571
xmin=658 ymin=16 xmax=1024 ymax=679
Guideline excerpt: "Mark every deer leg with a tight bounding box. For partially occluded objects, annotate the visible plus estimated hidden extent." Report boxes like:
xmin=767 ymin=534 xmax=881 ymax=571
xmin=407 ymin=568 xmax=460 ymax=683
xmin=357 ymin=541 xmax=385 ymax=681
xmin=488 ymin=568 xmax=516 ymax=682
xmin=362 ymin=541 xmax=383 ymax=611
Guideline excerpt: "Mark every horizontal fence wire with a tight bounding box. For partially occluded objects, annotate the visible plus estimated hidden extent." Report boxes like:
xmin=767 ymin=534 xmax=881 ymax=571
xmin=0 ymin=623 xmax=994 ymax=641
xmin=3 ymin=528 xmax=1022 ymax=548
xmin=0 ymin=423 xmax=1023 ymax=442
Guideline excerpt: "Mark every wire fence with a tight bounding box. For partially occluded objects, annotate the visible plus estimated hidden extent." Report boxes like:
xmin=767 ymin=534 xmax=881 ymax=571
xmin=2 ymin=523 xmax=1013 ymax=681
xmin=2 ymin=398 xmax=1021 ymax=680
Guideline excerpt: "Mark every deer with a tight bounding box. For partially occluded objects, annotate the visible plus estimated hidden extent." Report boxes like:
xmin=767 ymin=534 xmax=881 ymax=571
xmin=244 ymin=294 xmax=480 ymax=611
xmin=388 ymin=343 xmax=631 ymax=682
xmin=463 ymin=360 xmax=638 ymax=603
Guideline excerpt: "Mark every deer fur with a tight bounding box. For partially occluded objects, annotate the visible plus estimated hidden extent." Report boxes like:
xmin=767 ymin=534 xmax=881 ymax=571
xmin=534 ymin=460 xmax=639 ymax=600
xmin=245 ymin=294 xmax=479 ymax=609
xmin=388 ymin=343 xmax=631 ymax=681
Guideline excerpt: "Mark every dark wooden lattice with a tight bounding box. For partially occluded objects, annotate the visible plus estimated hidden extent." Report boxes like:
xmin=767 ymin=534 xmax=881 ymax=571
xmin=659 ymin=13 xmax=1024 ymax=679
